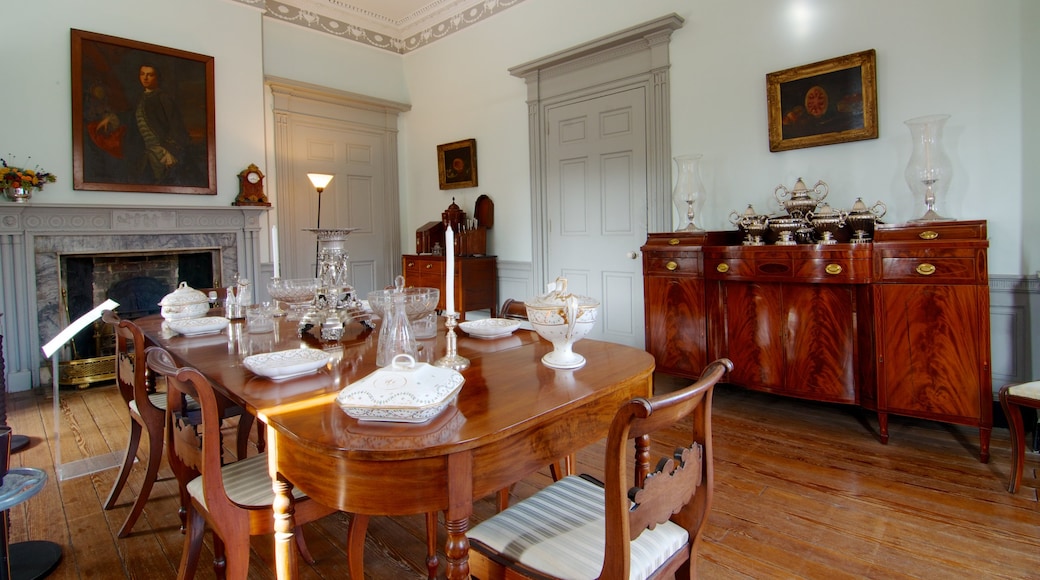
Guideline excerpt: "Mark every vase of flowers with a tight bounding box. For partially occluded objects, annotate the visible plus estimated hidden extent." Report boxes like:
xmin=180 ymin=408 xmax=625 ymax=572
xmin=1 ymin=156 xmax=56 ymax=203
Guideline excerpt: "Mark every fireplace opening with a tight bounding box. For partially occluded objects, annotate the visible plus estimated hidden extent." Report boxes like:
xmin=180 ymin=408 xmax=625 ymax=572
xmin=58 ymin=250 xmax=218 ymax=386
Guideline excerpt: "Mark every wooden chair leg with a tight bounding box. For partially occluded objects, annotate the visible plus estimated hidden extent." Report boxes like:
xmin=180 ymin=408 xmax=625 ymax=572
xmin=213 ymin=533 xmax=228 ymax=579
xmin=294 ymin=525 xmax=317 ymax=565
xmin=104 ymin=420 xmax=142 ymax=510
xmin=235 ymin=414 xmax=254 ymax=460
xmin=116 ymin=423 xmax=164 ymax=537
xmin=1001 ymin=388 xmax=1025 ymax=493
xmin=255 ymin=418 xmax=266 ymax=453
xmin=222 ymin=535 xmax=252 ymax=580
xmin=549 ymin=453 xmax=575 ymax=481
xmin=178 ymin=506 xmax=206 ymax=580
xmin=346 ymin=513 xmax=370 ymax=579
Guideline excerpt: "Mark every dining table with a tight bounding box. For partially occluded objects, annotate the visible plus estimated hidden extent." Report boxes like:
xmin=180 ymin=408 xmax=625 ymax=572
xmin=137 ymin=309 xmax=656 ymax=579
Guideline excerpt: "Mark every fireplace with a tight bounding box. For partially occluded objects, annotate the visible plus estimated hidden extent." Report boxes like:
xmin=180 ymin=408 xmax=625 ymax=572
xmin=0 ymin=204 xmax=269 ymax=391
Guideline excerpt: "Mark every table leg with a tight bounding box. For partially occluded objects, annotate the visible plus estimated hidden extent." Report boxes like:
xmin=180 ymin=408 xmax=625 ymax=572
xmin=444 ymin=452 xmax=473 ymax=580
xmin=272 ymin=473 xmax=298 ymax=579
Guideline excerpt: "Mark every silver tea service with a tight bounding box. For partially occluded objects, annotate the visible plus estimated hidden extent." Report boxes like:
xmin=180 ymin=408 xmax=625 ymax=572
xmin=846 ymin=198 xmax=887 ymax=243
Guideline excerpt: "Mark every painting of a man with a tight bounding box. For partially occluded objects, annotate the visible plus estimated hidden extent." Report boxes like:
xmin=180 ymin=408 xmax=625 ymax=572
xmin=72 ymin=29 xmax=215 ymax=194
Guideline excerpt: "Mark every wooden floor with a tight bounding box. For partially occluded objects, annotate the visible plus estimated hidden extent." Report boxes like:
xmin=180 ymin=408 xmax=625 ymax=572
xmin=5 ymin=374 xmax=1038 ymax=579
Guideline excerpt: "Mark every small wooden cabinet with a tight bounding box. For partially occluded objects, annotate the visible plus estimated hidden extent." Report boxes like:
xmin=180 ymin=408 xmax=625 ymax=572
xmin=402 ymin=254 xmax=498 ymax=320
xmin=642 ymin=221 xmax=992 ymax=461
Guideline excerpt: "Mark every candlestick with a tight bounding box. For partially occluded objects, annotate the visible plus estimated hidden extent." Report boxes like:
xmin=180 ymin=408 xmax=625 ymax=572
xmin=271 ymin=225 xmax=280 ymax=279
xmin=433 ymin=312 xmax=469 ymax=371
xmin=444 ymin=224 xmax=455 ymax=315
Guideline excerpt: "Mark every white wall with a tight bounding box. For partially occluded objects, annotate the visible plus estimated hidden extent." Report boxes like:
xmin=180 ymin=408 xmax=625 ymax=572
xmin=1 ymin=0 xmax=1033 ymax=276
xmin=400 ymin=0 xmax=1033 ymax=275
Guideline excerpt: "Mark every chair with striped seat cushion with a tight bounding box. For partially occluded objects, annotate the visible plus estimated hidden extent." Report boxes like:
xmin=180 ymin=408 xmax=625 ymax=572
xmin=101 ymin=310 xmax=255 ymax=538
xmin=999 ymin=380 xmax=1040 ymax=493
xmin=146 ymin=346 xmax=336 ymax=580
xmin=468 ymin=358 xmax=732 ymax=580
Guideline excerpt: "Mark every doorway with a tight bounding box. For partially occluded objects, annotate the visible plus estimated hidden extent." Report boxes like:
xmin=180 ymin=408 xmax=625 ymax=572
xmin=510 ymin=14 xmax=684 ymax=347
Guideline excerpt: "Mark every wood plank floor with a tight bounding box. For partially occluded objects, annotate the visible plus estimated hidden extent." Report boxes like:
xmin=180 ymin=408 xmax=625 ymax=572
xmin=5 ymin=374 xmax=1038 ymax=579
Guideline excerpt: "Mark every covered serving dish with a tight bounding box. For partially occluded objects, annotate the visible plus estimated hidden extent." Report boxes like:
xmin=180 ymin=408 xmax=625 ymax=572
xmin=525 ymin=277 xmax=599 ymax=369
xmin=159 ymin=282 xmax=210 ymax=320
xmin=336 ymin=354 xmax=465 ymax=423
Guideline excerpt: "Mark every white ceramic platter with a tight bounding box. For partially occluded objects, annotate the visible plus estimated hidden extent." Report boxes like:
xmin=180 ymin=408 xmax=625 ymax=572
xmin=167 ymin=316 xmax=230 ymax=336
xmin=458 ymin=318 xmax=521 ymax=340
xmin=243 ymin=349 xmax=330 ymax=381
xmin=337 ymin=354 xmax=465 ymax=422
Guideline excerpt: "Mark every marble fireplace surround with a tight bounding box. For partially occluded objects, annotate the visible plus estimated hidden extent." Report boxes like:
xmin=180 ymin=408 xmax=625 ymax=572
xmin=0 ymin=204 xmax=267 ymax=391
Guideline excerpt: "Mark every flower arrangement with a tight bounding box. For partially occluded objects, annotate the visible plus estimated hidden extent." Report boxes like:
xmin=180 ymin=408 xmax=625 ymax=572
xmin=1 ymin=156 xmax=57 ymax=192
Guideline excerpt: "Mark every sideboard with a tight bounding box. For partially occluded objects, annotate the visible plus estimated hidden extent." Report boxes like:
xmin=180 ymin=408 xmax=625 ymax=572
xmin=642 ymin=220 xmax=992 ymax=462
xmin=402 ymin=254 xmax=498 ymax=320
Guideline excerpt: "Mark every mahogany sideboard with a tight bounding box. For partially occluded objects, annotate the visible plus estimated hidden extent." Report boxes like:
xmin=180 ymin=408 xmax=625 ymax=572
xmin=641 ymin=220 xmax=992 ymax=461
xmin=402 ymin=254 xmax=498 ymax=320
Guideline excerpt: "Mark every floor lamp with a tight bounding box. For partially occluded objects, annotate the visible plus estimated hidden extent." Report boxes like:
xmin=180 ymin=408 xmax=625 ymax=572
xmin=308 ymin=173 xmax=334 ymax=277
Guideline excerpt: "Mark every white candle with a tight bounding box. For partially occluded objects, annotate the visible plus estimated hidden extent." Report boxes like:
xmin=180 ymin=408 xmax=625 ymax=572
xmin=444 ymin=224 xmax=455 ymax=315
xmin=271 ymin=225 xmax=280 ymax=278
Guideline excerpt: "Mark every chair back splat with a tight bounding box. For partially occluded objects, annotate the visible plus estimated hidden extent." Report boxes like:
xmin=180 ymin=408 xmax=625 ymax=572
xmin=468 ymin=358 xmax=732 ymax=580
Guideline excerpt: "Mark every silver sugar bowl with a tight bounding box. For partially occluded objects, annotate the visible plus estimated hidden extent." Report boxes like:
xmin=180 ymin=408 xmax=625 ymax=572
xmin=768 ymin=215 xmax=805 ymax=245
xmin=846 ymin=198 xmax=887 ymax=243
xmin=807 ymin=203 xmax=848 ymax=244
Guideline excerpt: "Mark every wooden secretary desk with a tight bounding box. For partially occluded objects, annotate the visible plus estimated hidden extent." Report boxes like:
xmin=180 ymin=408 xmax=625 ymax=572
xmin=641 ymin=220 xmax=992 ymax=461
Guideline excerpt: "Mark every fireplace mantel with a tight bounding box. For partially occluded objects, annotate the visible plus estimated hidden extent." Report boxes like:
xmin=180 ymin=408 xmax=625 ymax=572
xmin=0 ymin=203 xmax=268 ymax=391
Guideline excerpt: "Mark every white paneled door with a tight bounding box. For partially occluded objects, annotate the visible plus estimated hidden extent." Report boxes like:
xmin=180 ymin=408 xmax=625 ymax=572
xmin=285 ymin=121 xmax=390 ymax=297
xmin=545 ymin=87 xmax=648 ymax=347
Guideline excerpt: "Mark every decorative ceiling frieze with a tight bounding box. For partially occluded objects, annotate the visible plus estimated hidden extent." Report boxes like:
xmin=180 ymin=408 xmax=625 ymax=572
xmin=234 ymin=0 xmax=526 ymax=54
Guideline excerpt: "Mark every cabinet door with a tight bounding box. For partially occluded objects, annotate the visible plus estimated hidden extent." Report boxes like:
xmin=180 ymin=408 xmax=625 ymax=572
xmin=876 ymin=284 xmax=986 ymax=422
xmin=644 ymin=276 xmax=705 ymax=378
xmin=782 ymin=284 xmax=856 ymax=403
xmin=721 ymin=283 xmax=785 ymax=391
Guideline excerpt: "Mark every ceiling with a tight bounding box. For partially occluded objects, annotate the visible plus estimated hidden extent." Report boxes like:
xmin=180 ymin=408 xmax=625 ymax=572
xmin=240 ymin=0 xmax=527 ymax=53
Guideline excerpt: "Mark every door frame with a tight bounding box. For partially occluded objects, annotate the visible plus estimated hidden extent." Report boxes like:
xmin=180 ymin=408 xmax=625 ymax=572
xmin=509 ymin=14 xmax=684 ymax=292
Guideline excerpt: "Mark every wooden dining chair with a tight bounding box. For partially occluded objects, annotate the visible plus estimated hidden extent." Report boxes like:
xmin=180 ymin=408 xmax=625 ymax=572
xmin=101 ymin=310 xmax=256 ymax=538
xmin=998 ymin=380 xmax=1040 ymax=493
xmin=467 ymin=358 xmax=732 ymax=580
xmin=146 ymin=346 xmax=336 ymax=580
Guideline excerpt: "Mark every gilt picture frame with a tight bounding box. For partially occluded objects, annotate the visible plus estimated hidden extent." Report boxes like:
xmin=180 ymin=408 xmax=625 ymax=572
xmin=766 ymin=49 xmax=878 ymax=152
xmin=437 ymin=138 xmax=478 ymax=190
xmin=71 ymin=29 xmax=217 ymax=194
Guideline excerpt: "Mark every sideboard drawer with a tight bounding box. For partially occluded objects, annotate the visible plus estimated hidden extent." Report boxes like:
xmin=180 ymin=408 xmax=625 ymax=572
xmin=704 ymin=257 xmax=756 ymax=279
xmin=878 ymin=256 xmax=979 ymax=283
xmin=644 ymin=253 xmax=700 ymax=276
xmin=793 ymin=258 xmax=871 ymax=282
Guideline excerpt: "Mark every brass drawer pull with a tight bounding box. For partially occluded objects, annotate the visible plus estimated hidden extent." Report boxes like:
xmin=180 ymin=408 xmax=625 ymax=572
xmin=825 ymin=264 xmax=843 ymax=275
xmin=665 ymin=261 xmax=679 ymax=271
xmin=716 ymin=263 xmax=730 ymax=273
xmin=425 ymin=263 xmax=433 ymax=269
xmin=919 ymin=231 xmax=939 ymax=240
xmin=406 ymin=261 xmax=415 ymax=267
xmin=668 ymin=238 xmax=681 ymax=246
xmin=916 ymin=263 xmax=936 ymax=276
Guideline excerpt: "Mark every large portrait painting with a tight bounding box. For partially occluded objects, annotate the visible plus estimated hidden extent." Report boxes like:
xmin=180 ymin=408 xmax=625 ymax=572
xmin=71 ymin=29 xmax=217 ymax=194
xmin=766 ymin=49 xmax=878 ymax=152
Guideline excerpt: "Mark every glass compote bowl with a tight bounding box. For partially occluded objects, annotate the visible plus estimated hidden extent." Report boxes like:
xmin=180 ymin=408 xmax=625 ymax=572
xmin=268 ymin=277 xmax=319 ymax=320
xmin=367 ymin=286 xmax=441 ymax=339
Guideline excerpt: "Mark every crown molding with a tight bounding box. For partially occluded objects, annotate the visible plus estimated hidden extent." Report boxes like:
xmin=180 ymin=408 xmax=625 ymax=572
xmin=235 ymin=0 xmax=526 ymax=54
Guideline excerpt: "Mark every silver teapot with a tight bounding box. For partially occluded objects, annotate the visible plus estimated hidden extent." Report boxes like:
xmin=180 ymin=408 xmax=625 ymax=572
xmin=728 ymin=204 xmax=769 ymax=246
xmin=775 ymin=177 xmax=828 ymax=218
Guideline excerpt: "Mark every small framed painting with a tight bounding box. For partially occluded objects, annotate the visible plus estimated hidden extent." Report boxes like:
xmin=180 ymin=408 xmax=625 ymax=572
xmin=766 ymin=49 xmax=878 ymax=152
xmin=437 ymin=139 xmax=478 ymax=190
xmin=71 ymin=29 xmax=217 ymax=194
